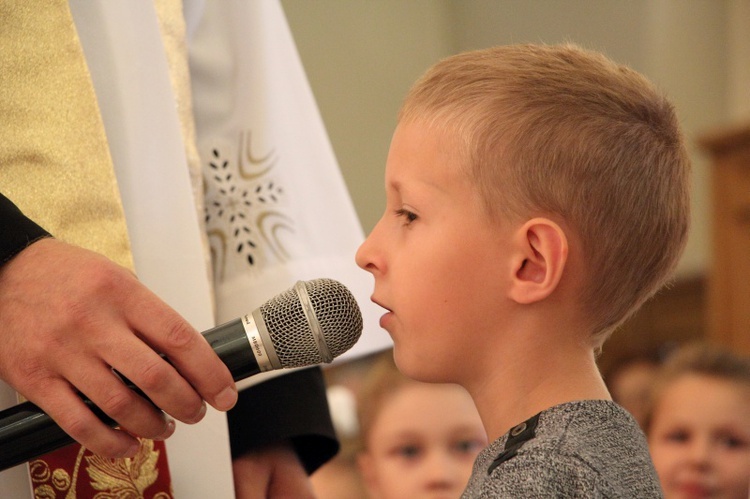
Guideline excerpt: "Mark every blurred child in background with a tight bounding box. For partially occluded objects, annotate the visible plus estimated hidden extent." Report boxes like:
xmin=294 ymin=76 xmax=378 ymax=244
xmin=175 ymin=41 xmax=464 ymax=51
xmin=646 ymin=342 xmax=750 ymax=499
xmin=356 ymin=351 xmax=487 ymax=499
xmin=311 ymin=353 xmax=377 ymax=499
xmin=605 ymin=349 xmax=663 ymax=429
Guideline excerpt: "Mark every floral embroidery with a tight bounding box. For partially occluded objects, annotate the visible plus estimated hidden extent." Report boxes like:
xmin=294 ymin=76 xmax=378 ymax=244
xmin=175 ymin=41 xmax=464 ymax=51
xmin=204 ymin=130 xmax=295 ymax=281
xmin=31 ymin=439 xmax=171 ymax=499
xmin=85 ymin=439 xmax=160 ymax=498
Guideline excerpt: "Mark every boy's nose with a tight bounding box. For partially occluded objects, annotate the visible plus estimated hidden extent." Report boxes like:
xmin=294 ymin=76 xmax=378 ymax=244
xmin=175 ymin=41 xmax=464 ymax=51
xmin=422 ymin=451 xmax=462 ymax=490
xmin=685 ymin=437 xmax=712 ymax=468
xmin=355 ymin=218 xmax=383 ymax=273
xmin=354 ymin=237 xmax=371 ymax=271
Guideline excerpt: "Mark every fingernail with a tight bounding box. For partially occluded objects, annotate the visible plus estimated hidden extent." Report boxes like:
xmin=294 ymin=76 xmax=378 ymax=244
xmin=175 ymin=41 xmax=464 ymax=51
xmin=215 ymin=386 xmax=238 ymax=410
xmin=155 ymin=417 xmax=176 ymax=441
xmin=188 ymin=400 xmax=207 ymax=423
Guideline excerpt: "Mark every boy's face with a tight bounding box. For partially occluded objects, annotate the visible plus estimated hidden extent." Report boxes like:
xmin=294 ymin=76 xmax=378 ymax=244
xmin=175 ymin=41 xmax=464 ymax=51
xmin=648 ymin=374 xmax=750 ymax=499
xmin=358 ymin=382 xmax=487 ymax=499
xmin=356 ymin=121 xmax=515 ymax=384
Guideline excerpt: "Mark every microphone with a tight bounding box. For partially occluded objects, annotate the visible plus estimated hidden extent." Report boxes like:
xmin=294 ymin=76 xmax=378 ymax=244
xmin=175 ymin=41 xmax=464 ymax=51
xmin=0 ymin=278 xmax=362 ymax=471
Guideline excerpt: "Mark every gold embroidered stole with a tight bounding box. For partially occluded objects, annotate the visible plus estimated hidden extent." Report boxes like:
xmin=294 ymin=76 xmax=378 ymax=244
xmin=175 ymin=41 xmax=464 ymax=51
xmin=0 ymin=1 xmax=173 ymax=497
xmin=0 ymin=0 xmax=133 ymax=269
xmin=153 ymin=0 xmax=214 ymax=290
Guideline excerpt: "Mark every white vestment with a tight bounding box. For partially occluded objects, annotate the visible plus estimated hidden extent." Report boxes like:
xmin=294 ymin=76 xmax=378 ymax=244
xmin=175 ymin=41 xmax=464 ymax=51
xmin=0 ymin=1 xmax=390 ymax=496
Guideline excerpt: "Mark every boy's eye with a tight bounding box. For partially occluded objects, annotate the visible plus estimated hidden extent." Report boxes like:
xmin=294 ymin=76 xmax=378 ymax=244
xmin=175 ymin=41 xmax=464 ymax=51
xmin=395 ymin=208 xmax=418 ymax=225
xmin=716 ymin=432 xmax=749 ymax=450
xmin=452 ymin=439 xmax=484 ymax=455
xmin=395 ymin=444 xmax=421 ymax=459
xmin=663 ymin=429 xmax=690 ymax=443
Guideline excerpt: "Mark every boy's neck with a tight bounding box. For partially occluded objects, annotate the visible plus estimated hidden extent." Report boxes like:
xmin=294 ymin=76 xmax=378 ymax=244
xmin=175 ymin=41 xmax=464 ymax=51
xmin=465 ymin=328 xmax=611 ymax=442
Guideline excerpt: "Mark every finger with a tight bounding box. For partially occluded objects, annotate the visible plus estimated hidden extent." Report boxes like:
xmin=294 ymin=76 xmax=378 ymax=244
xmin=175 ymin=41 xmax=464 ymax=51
xmin=266 ymin=446 xmax=316 ymax=498
xmin=33 ymin=379 xmax=142 ymax=458
xmin=232 ymin=453 xmax=272 ymax=499
xmin=122 ymin=288 xmax=237 ymax=411
xmin=232 ymin=446 xmax=316 ymax=499
xmin=68 ymin=362 xmax=175 ymax=440
xmin=101 ymin=338 xmax=207 ymax=425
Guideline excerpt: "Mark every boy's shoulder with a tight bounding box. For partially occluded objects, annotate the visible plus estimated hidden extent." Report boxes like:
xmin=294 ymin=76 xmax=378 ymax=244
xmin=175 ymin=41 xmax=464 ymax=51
xmin=462 ymin=400 xmax=663 ymax=498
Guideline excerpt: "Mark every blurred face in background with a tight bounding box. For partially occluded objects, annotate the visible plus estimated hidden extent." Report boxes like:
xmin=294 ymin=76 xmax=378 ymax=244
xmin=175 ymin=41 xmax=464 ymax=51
xmin=358 ymin=382 xmax=487 ymax=499
xmin=608 ymin=358 xmax=659 ymax=429
xmin=648 ymin=374 xmax=750 ymax=499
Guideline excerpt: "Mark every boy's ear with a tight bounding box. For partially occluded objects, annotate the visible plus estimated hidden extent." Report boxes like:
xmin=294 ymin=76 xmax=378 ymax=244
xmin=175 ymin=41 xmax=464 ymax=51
xmin=508 ymin=217 xmax=568 ymax=304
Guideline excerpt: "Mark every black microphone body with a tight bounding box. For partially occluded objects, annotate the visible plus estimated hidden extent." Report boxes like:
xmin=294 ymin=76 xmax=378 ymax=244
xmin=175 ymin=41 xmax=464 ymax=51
xmin=0 ymin=278 xmax=362 ymax=470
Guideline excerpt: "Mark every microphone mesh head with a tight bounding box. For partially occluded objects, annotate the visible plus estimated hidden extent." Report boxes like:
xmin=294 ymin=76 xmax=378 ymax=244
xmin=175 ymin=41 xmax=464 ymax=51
xmin=259 ymin=278 xmax=363 ymax=368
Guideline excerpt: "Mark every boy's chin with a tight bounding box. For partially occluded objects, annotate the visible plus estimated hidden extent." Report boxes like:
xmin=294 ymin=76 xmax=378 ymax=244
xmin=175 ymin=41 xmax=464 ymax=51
xmin=391 ymin=347 xmax=454 ymax=384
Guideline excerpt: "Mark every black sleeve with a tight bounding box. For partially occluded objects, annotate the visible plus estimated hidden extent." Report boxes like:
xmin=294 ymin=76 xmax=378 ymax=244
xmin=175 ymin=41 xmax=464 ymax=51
xmin=227 ymin=366 xmax=339 ymax=474
xmin=0 ymin=192 xmax=51 ymax=265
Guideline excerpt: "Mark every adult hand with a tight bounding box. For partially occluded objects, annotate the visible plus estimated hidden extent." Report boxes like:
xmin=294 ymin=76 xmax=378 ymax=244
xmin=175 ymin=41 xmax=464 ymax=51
xmin=232 ymin=443 xmax=316 ymax=499
xmin=0 ymin=238 xmax=237 ymax=457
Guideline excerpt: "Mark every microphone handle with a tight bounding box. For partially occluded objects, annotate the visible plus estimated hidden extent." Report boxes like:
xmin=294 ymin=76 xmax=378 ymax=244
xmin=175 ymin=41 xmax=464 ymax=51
xmin=0 ymin=317 xmax=260 ymax=471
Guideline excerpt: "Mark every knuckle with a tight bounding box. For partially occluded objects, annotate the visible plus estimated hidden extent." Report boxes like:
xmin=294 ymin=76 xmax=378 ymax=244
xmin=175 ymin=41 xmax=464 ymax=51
xmin=133 ymin=359 xmax=170 ymax=392
xmin=74 ymin=258 xmax=134 ymax=305
xmin=163 ymin=318 xmax=198 ymax=352
xmin=16 ymin=361 xmax=47 ymax=383
xmin=77 ymin=260 xmax=119 ymax=294
xmin=97 ymin=389 xmax=134 ymax=420
xmin=14 ymin=362 xmax=56 ymax=394
xmin=59 ymin=412 xmax=96 ymax=444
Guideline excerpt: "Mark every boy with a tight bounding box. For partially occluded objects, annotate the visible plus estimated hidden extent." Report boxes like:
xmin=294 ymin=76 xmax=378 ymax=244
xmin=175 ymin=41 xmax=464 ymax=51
xmin=646 ymin=343 xmax=750 ymax=499
xmin=356 ymin=43 xmax=690 ymax=496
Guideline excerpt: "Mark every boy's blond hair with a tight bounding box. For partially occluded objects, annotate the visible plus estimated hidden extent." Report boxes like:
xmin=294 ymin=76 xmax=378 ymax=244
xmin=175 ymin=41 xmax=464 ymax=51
xmin=399 ymin=43 xmax=691 ymax=346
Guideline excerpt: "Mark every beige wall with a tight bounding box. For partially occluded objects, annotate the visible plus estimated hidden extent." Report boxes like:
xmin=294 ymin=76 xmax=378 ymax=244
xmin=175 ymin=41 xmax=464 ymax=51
xmin=728 ymin=0 xmax=750 ymax=120
xmin=282 ymin=0 xmax=745 ymax=279
xmin=281 ymin=0 xmax=453 ymax=235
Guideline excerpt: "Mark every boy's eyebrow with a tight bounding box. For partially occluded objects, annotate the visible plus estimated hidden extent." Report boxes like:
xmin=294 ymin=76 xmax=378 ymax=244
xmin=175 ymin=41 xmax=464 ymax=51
xmin=386 ymin=172 xmax=453 ymax=198
xmin=449 ymin=424 xmax=487 ymax=435
xmin=383 ymin=429 xmax=424 ymax=441
xmin=384 ymin=177 xmax=404 ymax=196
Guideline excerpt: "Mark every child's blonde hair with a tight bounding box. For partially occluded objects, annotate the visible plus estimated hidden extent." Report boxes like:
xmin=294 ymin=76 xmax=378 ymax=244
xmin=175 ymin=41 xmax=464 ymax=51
xmin=645 ymin=342 xmax=750 ymax=432
xmin=399 ymin=43 xmax=691 ymax=346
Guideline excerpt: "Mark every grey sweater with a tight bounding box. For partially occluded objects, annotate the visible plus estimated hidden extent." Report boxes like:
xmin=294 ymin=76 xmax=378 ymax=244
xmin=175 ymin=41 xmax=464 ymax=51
xmin=462 ymin=400 xmax=663 ymax=498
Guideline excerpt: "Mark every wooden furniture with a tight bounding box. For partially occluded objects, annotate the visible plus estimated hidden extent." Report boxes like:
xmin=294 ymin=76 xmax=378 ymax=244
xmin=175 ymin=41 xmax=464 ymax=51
xmin=698 ymin=122 xmax=750 ymax=356
xmin=598 ymin=277 xmax=704 ymax=375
